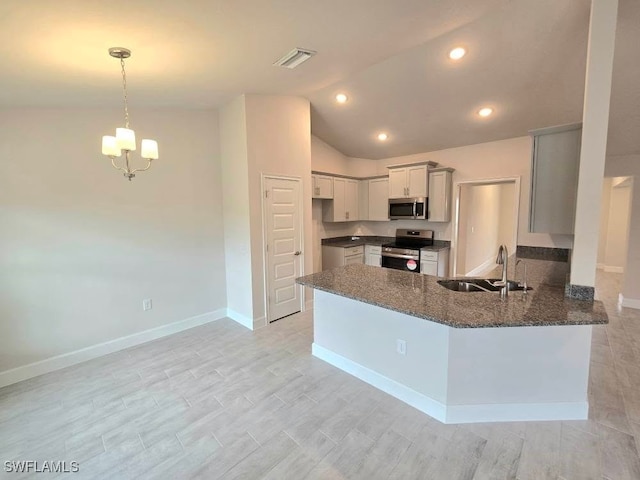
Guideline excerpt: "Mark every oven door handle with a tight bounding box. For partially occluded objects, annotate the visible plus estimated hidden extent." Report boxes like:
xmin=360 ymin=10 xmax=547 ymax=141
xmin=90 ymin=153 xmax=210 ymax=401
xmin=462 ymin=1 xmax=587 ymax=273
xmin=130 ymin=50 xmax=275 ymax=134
xmin=382 ymin=252 xmax=420 ymax=260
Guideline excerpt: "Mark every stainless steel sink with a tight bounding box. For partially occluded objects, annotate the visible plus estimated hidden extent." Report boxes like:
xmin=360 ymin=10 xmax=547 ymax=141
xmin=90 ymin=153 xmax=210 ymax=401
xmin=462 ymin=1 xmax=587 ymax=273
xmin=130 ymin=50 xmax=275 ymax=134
xmin=484 ymin=279 xmax=531 ymax=291
xmin=437 ymin=279 xmax=494 ymax=292
xmin=437 ymin=278 xmax=532 ymax=293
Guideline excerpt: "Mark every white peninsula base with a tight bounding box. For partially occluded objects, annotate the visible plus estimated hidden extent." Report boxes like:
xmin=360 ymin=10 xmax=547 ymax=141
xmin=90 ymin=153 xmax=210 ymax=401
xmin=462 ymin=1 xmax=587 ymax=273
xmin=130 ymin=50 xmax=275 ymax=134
xmin=312 ymin=290 xmax=592 ymax=424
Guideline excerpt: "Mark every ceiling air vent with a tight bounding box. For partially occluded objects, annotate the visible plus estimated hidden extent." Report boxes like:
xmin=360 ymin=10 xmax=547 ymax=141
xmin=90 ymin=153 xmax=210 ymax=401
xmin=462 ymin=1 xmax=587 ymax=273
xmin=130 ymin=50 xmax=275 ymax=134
xmin=273 ymin=48 xmax=317 ymax=69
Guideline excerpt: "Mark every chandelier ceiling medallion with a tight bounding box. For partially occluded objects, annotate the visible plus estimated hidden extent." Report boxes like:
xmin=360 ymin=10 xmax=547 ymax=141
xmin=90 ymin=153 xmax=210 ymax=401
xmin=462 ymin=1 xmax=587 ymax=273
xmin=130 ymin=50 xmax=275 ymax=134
xmin=101 ymin=47 xmax=158 ymax=181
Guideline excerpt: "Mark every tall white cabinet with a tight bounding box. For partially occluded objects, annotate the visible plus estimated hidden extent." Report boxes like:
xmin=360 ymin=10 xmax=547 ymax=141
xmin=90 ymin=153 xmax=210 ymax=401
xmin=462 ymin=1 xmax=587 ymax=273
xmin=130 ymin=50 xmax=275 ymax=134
xmin=529 ymin=123 xmax=582 ymax=234
xmin=427 ymin=168 xmax=453 ymax=222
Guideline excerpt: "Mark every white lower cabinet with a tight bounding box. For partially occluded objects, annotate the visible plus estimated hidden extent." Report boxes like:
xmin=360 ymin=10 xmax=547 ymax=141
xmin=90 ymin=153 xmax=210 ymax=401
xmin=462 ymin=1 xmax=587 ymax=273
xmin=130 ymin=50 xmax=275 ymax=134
xmin=365 ymin=245 xmax=382 ymax=267
xmin=420 ymin=248 xmax=449 ymax=277
xmin=322 ymin=245 xmax=364 ymax=270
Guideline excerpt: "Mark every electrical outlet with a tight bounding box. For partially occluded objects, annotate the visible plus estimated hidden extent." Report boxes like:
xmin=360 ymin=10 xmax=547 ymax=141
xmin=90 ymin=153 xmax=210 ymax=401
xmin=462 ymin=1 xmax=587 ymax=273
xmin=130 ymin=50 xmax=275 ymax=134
xmin=143 ymin=299 xmax=152 ymax=311
xmin=396 ymin=339 xmax=406 ymax=355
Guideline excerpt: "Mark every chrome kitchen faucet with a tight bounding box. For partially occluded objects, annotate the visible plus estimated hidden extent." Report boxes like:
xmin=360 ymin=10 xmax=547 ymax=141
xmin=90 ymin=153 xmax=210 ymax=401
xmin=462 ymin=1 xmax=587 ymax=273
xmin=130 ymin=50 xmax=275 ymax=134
xmin=494 ymin=244 xmax=509 ymax=299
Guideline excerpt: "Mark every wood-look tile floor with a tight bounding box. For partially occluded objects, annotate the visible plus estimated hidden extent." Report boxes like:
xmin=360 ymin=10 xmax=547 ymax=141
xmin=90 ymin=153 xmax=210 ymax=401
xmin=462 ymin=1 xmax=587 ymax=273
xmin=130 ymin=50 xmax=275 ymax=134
xmin=2 ymin=271 xmax=640 ymax=479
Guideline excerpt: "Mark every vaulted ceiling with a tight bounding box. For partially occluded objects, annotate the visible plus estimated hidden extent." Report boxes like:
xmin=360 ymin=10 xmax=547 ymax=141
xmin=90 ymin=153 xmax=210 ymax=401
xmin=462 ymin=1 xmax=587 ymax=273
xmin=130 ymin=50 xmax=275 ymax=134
xmin=1 ymin=0 xmax=637 ymax=159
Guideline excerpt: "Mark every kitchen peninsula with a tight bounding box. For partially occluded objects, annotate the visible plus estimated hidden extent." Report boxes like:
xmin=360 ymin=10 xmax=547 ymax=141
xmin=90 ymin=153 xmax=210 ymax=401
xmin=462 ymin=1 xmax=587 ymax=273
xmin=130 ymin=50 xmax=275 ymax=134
xmin=296 ymin=260 xmax=607 ymax=424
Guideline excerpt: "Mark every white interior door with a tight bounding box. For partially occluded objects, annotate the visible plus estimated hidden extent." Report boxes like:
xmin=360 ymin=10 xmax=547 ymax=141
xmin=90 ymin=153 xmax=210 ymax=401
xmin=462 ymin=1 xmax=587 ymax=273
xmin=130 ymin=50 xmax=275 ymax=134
xmin=265 ymin=177 xmax=303 ymax=322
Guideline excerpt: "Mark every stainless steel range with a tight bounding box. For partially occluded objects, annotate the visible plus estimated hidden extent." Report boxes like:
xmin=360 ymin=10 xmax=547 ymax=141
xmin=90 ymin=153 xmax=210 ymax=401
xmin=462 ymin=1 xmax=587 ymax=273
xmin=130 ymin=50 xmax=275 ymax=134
xmin=382 ymin=229 xmax=434 ymax=273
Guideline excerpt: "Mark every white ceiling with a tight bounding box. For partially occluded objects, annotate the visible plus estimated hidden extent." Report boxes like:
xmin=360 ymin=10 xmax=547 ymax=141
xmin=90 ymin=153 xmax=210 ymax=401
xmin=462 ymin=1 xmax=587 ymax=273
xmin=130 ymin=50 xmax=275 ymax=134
xmin=0 ymin=0 xmax=637 ymax=158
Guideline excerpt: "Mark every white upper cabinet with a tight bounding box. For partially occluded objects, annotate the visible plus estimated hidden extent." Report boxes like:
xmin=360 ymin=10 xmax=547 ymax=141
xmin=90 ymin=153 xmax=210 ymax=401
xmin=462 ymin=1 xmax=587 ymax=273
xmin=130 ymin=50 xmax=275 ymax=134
xmin=427 ymin=168 xmax=453 ymax=222
xmin=387 ymin=164 xmax=428 ymax=198
xmin=345 ymin=179 xmax=359 ymax=221
xmin=388 ymin=169 xmax=408 ymax=198
xmin=407 ymin=165 xmax=428 ymax=197
xmin=529 ymin=123 xmax=582 ymax=234
xmin=358 ymin=177 xmax=389 ymax=221
xmin=312 ymin=174 xmax=333 ymax=199
xmin=323 ymin=177 xmax=359 ymax=222
xmin=368 ymin=178 xmax=389 ymax=221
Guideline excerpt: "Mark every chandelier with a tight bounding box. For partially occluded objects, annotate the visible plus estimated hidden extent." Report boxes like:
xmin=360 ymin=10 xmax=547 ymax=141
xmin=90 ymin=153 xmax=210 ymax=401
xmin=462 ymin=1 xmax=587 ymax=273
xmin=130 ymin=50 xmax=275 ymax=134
xmin=101 ymin=47 xmax=158 ymax=181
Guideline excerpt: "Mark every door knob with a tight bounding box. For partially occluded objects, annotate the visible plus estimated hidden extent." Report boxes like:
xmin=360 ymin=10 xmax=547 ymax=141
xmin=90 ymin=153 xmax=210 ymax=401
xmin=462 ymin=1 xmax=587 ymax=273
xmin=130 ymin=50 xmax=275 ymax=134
xmin=294 ymin=251 xmax=302 ymax=256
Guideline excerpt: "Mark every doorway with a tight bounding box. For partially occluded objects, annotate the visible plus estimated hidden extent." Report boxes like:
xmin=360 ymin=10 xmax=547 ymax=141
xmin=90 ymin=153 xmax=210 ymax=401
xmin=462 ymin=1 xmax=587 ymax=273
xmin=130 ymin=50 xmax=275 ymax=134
xmin=453 ymin=178 xmax=520 ymax=277
xmin=263 ymin=175 xmax=304 ymax=323
xmin=597 ymin=177 xmax=633 ymax=274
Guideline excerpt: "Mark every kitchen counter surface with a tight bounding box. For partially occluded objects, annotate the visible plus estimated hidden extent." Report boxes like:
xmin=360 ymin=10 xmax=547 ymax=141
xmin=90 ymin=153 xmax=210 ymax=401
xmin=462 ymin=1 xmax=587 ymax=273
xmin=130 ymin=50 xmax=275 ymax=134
xmin=321 ymin=236 xmax=450 ymax=251
xmin=321 ymin=236 xmax=392 ymax=248
xmin=296 ymin=260 xmax=608 ymax=328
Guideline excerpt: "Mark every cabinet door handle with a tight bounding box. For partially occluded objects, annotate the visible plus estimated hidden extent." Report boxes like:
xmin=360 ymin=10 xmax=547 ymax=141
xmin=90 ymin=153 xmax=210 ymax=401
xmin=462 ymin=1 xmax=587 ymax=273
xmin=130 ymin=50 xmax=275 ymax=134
xmin=314 ymin=187 xmax=319 ymax=195
xmin=346 ymin=211 xmax=349 ymax=220
xmin=294 ymin=251 xmax=302 ymax=256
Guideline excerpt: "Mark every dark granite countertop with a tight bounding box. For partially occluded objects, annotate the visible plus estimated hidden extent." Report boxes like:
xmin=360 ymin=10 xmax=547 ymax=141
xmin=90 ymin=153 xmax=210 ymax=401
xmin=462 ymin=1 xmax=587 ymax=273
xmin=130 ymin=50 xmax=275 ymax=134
xmin=296 ymin=261 xmax=608 ymax=329
xmin=321 ymin=236 xmax=393 ymax=248
xmin=321 ymin=236 xmax=450 ymax=251
xmin=420 ymin=245 xmax=451 ymax=253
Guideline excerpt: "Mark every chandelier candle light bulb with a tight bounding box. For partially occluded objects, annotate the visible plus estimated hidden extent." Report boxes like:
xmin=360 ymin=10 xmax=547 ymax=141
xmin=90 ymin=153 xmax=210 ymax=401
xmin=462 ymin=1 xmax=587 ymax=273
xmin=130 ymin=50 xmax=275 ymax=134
xmin=101 ymin=47 xmax=159 ymax=180
xmin=115 ymin=128 xmax=136 ymax=151
xmin=141 ymin=139 xmax=159 ymax=160
xmin=101 ymin=136 xmax=121 ymax=157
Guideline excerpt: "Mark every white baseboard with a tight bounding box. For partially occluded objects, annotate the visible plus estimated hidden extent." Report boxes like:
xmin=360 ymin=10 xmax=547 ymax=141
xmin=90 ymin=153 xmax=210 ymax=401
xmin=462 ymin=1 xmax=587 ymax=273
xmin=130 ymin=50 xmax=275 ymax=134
xmin=253 ymin=316 xmax=267 ymax=330
xmin=465 ymin=258 xmax=495 ymax=277
xmin=444 ymin=401 xmax=588 ymax=424
xmin=603 ymin=265 xmax=624 ymax=273
xmin=226 ymin=309 xmax=255 ymax=330
xmin=312 ymin=343 xmax=447 ymax=422
xmin=0 ymin=309 xmax=227 ymax=389
xmin=619 ymin=295 xmax=640 ymax=310
xmin=597 ymin=263 xmax=605 ymax=270
xmin=312 ymin=343 xmax=588 ymax=424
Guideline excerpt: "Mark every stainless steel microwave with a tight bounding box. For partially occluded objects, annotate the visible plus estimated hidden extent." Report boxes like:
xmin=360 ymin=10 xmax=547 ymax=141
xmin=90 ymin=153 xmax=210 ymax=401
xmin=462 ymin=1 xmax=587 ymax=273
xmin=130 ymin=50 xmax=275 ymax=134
xmin=388 ymin=197 xmax=428 ymax=220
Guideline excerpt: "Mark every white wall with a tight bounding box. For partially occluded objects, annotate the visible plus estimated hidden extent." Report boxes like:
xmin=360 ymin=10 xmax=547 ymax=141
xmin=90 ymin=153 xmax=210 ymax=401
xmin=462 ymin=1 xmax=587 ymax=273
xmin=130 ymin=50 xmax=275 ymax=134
xmin=0 ymin=107 xmax=226 ymax=372
xmin=498 ymin=182 xmax=517 ymax=253
xmin=311 ymin=136 xmax=377 ymax=177
xmin=245 ymin=95 xmax=312 ymax=322
xmin=458 ymin=184 xmax=501 ymax=275
xmin=570 ymin=0 xmax=618 ymax=287
xmin=220 ymin=96 xmax=254 ymax=321
xmin=311 ymin=136 xmax=350 ymax=176
xmin=456 ymin=182 xmax=516 ymax=276
xmin=601 ymin=179 xmax=632 ymax=272
xmin=605 ymin=155 xmax=640 ymax=303
xmin=597 ymin=178 xmax=613 ymax=265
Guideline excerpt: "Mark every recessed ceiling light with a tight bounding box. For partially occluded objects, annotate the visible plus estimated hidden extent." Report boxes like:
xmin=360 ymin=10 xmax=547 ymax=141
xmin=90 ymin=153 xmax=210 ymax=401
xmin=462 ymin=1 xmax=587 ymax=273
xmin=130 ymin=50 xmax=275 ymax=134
xmin=335 ymin=93 xmax=348 ymax=104
xmin=478 ymin=107 xmax=493 ymax=117
xmin=449 ymin=47 xmax=466 ymax=60
xmin=377 ymin=132 xmax=389 ymax=141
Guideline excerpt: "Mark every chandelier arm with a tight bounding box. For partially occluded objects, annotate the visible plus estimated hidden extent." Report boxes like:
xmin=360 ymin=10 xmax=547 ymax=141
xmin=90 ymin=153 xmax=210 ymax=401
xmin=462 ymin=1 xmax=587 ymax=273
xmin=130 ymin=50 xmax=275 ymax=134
xmin=130 ymin=159 xmax=153 ymax=175
xmin=110 ymin=156 xmax=129 ymax=174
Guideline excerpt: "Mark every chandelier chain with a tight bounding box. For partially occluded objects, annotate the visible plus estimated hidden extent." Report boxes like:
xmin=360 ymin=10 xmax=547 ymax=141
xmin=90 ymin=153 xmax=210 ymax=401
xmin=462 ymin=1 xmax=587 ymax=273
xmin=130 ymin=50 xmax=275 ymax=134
xmin=120 ymin=57 xmax=130 ymax=129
